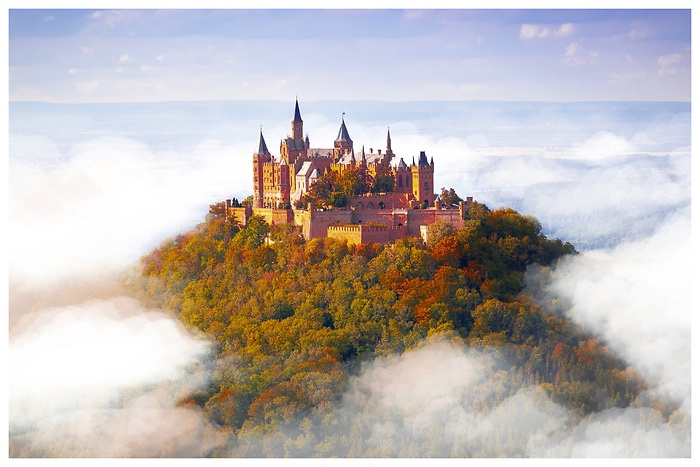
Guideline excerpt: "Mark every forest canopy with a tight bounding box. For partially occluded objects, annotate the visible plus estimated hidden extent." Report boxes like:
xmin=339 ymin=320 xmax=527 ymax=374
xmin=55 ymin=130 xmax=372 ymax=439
xmin=123 ymin=200 xmax=655 ymax=457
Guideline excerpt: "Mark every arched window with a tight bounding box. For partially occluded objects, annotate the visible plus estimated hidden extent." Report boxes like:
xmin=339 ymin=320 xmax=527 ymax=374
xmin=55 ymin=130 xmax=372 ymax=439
xmin=379 ymin=201 xmax=386 ymax=210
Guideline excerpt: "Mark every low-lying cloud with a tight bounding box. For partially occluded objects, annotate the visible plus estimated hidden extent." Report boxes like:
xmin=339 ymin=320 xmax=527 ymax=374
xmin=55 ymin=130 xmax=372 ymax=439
xmin=9 ymin=297 xmax=228 ymax=457
xmin=544 ymin=209 xmax=691 ymax=407
xmin=237 ymin=339 xmax=689 ymax=457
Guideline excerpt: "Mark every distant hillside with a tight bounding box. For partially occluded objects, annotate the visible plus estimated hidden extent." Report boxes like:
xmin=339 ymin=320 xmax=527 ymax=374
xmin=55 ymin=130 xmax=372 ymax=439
xmin=123 ymin=200 xmax=657 ymax=456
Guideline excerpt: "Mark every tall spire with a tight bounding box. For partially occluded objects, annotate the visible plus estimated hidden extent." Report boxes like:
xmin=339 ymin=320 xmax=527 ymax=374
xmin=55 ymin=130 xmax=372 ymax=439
xmin=257 ymin=127 xmax=270 ymax=155
xmin=293 ymin=97 xmax=303 ymax=123
xmin=361 ymin=145 xmax=367 ymax=164
xmin=292 ymin=98 xmax=303 ymax=140
xmin=386 ymin=127 xmax=393 ymax=155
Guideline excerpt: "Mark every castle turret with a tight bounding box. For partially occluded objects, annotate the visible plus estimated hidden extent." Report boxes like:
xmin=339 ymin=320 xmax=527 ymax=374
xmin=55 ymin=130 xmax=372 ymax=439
xmin=253 ymin=129 xmax=272 ymax=208
xmin=334 ymin=114 xmax=353 ymax=157
xmin=292 ymin=98 xmax=303 ymax=140
xmin=411 ymin=150 xmax=434 ymax=204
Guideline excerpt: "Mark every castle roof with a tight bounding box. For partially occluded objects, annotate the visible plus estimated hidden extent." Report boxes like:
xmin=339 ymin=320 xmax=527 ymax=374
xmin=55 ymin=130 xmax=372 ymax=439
xmin=296 ymin=161 xmax=316 ymax=178
xmin=256 ymin=129 xmax=270 ymax=155
xmin=389 ymin=156 xmax=408 ymax=169
xmin=335 ymin=116 xmax=352 ymax=143
xmin=337 ymin=149 xmax=384 ymax=166
xmin=307 ymin=148 xmax=334 ymax=158
xmin=293 ymin=98 xmax=303 ymax=123
xmin=284 ymin=137 xmax=306 ymax=151
xmin=417 ymin=150 xmax=430 ymax=167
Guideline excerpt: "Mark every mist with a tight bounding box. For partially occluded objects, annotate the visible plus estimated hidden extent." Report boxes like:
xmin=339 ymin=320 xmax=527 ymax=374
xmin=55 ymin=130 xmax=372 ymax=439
xmin=8 ymin=99 xmax=691 ymax=457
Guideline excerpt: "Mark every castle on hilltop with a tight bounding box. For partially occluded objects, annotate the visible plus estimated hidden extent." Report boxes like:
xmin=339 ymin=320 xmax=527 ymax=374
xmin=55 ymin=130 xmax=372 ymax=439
xmin=226 ymin=99 xmax=472 ymax=244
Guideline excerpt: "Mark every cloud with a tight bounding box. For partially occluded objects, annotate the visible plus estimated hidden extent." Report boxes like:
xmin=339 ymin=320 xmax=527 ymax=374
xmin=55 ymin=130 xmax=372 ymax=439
xmin=75 ymin=80 xmax=100 ymax=94
xmin=9 ymin=297 xmax=228 ymax=457
xmin=520 ymin=23 xmax=574 ymax=40
xmin=88 ymin=9 xmax=143 ymax=30
xmin=544 ymin=211 xmax=691 ymax=407
xmin=237 ymin=340 xmax=689 ymax=457
xmin=9 ymin=134 xmax=246 ymax=287
xmin=560 ymin=42 xmax=599 ymax=66
xmin=118 ymin=53 xmax=133 ymax=63
xmin=657 ymin=53 xmax=684 ymax=76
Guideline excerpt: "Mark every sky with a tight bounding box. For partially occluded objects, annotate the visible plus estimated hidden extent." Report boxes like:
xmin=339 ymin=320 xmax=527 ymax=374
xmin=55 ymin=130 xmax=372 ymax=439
xmin=7 ymin=4 xmax=693 ymax=103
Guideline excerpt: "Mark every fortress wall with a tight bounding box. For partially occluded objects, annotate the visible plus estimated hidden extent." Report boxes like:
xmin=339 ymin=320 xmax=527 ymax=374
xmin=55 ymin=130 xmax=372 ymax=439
xmin=327 ymin=226 xmax=364 ymax=244
xmin=307 ymin=209 xmax=353 ymax=239
xmin=406 ymin=208 xmax=465 ymax=235
xmin=351 ymin=210 xmax=404 ymax=226
xmin=327 ymin=224 xmax=410 ymax=245
xmin=227 ymin=206 xmax=252 ymax=226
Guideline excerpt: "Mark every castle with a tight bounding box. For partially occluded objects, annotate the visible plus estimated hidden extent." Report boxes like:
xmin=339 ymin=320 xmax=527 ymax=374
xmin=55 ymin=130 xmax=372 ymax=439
xmin=226 ymin=99 xmax=472 ymax=244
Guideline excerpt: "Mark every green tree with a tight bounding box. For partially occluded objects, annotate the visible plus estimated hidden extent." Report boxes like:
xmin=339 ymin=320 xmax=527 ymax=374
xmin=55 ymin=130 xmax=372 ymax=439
xmin=439 ymin=187 xmax=463 ymax=206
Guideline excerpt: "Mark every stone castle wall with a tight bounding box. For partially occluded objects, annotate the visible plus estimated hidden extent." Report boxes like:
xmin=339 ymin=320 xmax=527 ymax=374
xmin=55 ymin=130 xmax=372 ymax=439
xmin=226 ymin=197 xmax=473 ymax=244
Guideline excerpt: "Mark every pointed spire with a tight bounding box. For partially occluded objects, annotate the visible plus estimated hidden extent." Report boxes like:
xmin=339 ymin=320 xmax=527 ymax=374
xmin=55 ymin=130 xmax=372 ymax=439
xmin=257 ymin=127 xmax=270 ymax=155
xmin=293 ymin=97 xmax=303 ymax=123
xmin=350 ymin=148 xmax=356 ymax=163
xmin=386 ymin=127 xmax=392 ymax=153
xmin=361 ymin=145 xmax=367 ymax=163
xmin=430 ymin=156 xmax=434 ymax=166
xmin=335 ymin=113 xmax=352 ymax=143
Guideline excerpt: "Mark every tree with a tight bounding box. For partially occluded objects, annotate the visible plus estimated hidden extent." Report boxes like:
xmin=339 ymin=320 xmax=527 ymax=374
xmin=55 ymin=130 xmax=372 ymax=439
xmin=371 ymin=166 xmax=395 ymax=194
xmin=439 ymin=187 xmax=462 ymax=207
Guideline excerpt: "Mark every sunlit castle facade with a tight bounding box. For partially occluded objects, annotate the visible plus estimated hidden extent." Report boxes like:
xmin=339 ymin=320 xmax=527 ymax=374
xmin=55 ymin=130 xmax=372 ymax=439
xmin=229 ymin=99 xmax=472 ymax=244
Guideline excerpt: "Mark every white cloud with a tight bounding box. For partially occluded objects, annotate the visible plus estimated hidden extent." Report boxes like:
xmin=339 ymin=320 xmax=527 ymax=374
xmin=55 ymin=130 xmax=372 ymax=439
xmin=241 ymin=340 xmax=690 ymax=456
xmin=658 ymin=53 xmax=683 ymax=76
xmin=75 ymin=80 xmax=100 ymax=94
xmin=560 ymin=42 xmax=598 ymax=66
xmin=119 ymin=53 xmax=134 ymax=64
xmin=608 ymin=72 xmax=645 ymax=84
xmin=520 ymin=23 xmax=574 ymax=40
xmin=9 ymin=134 xmax=246 ymax=287
xmin=9 ymin=297 xmax=226 ymax=457
xmin=545 ymin=211 xmax=691 ymax=406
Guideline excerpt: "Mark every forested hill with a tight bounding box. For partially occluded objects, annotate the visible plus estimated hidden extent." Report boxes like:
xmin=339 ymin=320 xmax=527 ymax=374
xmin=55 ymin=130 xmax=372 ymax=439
xmin=125 ymin=201 xmax=649 ymax=456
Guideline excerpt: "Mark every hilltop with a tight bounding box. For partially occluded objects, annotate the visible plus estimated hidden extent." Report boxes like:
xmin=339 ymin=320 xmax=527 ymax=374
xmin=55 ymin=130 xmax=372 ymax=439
xmin=122 ymin=199 xmax=660 ymax=456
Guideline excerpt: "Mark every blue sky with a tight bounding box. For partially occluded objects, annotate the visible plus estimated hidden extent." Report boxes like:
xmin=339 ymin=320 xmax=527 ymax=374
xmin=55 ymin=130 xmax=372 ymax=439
xmin=7 ymin=5 xmax=692 ymax=103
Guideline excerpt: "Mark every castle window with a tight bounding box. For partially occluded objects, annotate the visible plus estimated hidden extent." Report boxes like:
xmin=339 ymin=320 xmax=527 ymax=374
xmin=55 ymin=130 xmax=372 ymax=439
xmin=398 ymin=175 xmax=403 ymax=187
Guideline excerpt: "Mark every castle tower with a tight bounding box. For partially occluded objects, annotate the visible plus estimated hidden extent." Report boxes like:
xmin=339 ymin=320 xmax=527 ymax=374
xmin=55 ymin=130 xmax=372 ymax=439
xmin=278 ymin=157 xmax=291 ymax=207
xmin=334 ymin=114 xmax=353 ymax=157
xmin=292 ymin=98 xmax=303 ymax=140
xmin=411 ymin=150 xmax=434 ymax=204
xmin=253 ymin=129 xmax=272 ymax=208
xmin=393 ymin=157 xmax=411 ymax=194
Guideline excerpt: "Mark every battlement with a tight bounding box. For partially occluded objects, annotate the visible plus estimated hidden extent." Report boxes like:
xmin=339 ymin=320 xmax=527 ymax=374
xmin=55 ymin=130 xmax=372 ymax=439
xmin=327 ymin=222 xmax=409 ymax=245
